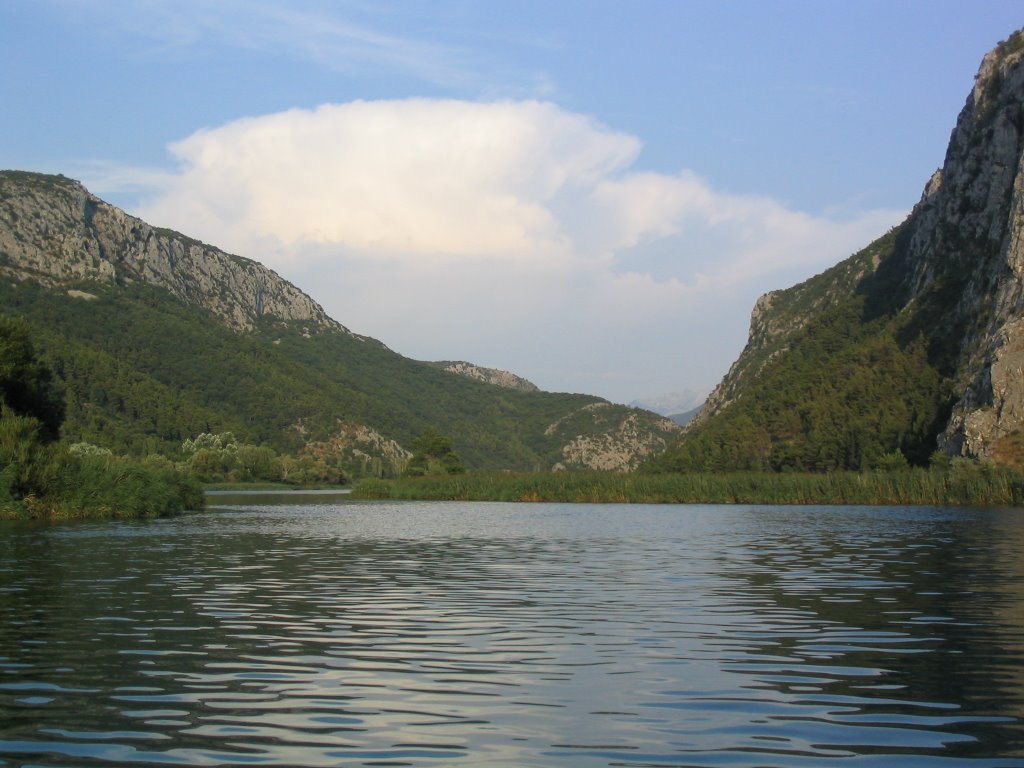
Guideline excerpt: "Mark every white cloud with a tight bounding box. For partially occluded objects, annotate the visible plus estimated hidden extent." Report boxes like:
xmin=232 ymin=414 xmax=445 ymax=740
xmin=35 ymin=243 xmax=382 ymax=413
xmin=126 ymin=98 xmax=904 ymax=402
xmin=145 ymin=100 xmax=638 ymax=261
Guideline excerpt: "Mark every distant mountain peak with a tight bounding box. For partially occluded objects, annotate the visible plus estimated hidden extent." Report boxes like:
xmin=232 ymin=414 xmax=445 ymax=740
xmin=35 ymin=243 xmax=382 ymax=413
xmin=629 ymin=389 xmax=708 ymax=416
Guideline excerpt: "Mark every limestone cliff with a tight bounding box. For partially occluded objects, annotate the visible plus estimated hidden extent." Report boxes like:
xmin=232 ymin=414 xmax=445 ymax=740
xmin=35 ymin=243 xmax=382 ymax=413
xmin=0 ymin=171 xmax=342 ymax=334
xmin=903 ymin=36 xmax=1024 ymax=457
xmin=689 ymin=31 xmax=1024 ymax=463
xmin=545 ymin=403 xmax=680 ymax=472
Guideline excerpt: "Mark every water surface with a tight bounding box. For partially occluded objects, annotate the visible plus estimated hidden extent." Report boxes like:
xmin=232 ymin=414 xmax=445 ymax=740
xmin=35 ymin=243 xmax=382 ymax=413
xmin=2 ymin=500 xmax=1023 ymax=766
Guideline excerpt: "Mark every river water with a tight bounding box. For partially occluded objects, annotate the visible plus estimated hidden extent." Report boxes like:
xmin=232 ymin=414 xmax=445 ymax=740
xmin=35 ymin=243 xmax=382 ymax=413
xmin=2 ymin=497 xmax=1023 ymax=767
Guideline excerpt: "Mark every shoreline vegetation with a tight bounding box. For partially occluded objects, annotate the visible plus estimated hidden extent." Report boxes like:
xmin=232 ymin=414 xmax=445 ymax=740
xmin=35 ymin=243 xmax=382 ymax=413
xmin=1 ymin=316 xmax=204 ymax=521
xmin=351 ymin=465 xmax=1024 ymax=507
xmin=0 ymin=448 xmax=204 ymax=521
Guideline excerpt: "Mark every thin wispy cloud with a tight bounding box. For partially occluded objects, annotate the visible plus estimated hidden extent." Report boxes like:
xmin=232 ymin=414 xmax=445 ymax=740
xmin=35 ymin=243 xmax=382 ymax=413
xmin=51 ymin=0 xmax=509 ymax=91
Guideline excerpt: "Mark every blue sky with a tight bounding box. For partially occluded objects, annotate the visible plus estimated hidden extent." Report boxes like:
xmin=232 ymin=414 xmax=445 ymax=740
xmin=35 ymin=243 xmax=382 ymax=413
xmin=2 ymin=1 xmax=1021 ymax=409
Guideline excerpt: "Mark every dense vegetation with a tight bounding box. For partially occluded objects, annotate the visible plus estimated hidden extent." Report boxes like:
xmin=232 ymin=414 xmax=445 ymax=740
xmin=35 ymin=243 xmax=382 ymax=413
xmin=1 ymin=317 xmax=202 ymax=519
xmin=352 ymin=464 xmax=1024 ymax=507
xmin=0 ymin=279 xmax=652 ymax=475
xmin=649 ymin=210 xmax=998 ymax=474
xmin=648 ymin=294 xmax=955 ymax=473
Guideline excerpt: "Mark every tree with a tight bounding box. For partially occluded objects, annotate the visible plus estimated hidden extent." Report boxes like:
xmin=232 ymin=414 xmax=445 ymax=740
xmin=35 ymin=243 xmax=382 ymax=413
xmin=0 ymin=317 xmax=64 ymax=441
xmin=0 ymin=318 xmax=65 ymax=504
xmin=406 ymin=427 xmax=465 ymax=475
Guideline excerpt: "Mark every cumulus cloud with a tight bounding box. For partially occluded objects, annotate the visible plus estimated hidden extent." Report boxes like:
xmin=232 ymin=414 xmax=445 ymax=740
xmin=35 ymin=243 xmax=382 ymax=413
xmin=143 ymin=100 xmax=640 ymax=261
xmin=130 ymin=98 xmax=903 ymax=402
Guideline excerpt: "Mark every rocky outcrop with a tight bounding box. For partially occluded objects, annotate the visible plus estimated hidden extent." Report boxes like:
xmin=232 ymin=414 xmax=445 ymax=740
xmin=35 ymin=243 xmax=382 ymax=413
xmin=546 ymin=403 xmax=680 ymax=471
xmin=0 ymin=171 xmax=341 ymax=333
xmin=300 ymin=422 xmax=413 ymax=475
xmin=432 ymin=360 xmax=540 ymax=392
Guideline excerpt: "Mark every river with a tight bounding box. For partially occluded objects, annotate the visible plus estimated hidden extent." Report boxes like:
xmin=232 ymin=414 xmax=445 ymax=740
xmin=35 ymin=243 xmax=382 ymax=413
xmin=1 ymin=497 xmax=1023 ymax=766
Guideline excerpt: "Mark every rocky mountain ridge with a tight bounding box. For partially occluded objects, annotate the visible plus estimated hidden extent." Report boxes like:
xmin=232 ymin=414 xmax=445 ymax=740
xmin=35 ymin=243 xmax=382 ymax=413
xmin=0 ymin=171 xmax=343 ymax=335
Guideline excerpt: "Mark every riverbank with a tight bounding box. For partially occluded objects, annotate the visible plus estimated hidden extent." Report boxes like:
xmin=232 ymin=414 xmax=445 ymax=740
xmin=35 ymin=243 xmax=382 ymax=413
xmin=351 ymin=465 xmax=1024 ymax=507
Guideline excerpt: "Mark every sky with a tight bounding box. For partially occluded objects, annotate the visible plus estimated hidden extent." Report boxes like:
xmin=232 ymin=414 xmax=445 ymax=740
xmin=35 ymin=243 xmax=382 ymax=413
xmin=2 ymin=2 xmax=1022 ymax=411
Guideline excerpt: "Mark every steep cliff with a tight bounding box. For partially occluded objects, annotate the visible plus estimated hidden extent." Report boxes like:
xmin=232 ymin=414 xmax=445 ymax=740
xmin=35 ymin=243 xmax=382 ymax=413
xmin=0 ymin=171 xmax=339 ymax=333
xmin=665 ymin=31 xmax=1024 ymax=468
xmin=904 ymin=36 xmax=1024 ymax=457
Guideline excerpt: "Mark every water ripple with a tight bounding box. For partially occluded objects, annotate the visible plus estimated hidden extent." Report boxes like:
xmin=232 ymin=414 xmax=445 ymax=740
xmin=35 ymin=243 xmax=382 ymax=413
xmin=1 ymin=502 xmax=1023 ymax=766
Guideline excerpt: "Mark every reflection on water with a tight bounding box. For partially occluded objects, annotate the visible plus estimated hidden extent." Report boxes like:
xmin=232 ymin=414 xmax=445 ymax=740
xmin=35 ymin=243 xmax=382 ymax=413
xmin=1 ymin=501 xmax=1023 ymax=766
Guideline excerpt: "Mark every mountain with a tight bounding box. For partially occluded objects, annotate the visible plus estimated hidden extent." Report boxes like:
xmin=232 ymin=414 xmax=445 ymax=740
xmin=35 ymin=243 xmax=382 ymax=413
xmin=667 ymin=406 xmax=702 ymax=427
xmin=653 ymin=31 xmax=1024 ymax=472
xmin=0 ymin=170 xmax=679 ymax=474
xmin=629 ymin=389 xmax=708 ymax=417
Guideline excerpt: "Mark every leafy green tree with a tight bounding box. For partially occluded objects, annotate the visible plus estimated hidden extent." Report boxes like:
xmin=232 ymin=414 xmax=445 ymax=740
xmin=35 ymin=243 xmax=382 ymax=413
xmin=233 ymin=444 xmax=281 ymax=482
xmin=0 ymin=319 xmax=66 ymax=505
xmin=407 ymin=427 xmax=465 ymax=475
xmin=0 ymin=318 xmax=200 ymax=518
xmin=187 ymin=447 xmax=234 ymax=482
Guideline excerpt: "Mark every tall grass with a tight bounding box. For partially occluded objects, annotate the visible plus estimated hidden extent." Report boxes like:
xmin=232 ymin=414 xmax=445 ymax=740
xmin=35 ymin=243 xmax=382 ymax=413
xmin=43 ymin=454 xmax=205 ymax=519
xmin=352 ymin=464 xmax=1024 ymax=507
xmin=1 ymin=450 xmax=204 ymax=521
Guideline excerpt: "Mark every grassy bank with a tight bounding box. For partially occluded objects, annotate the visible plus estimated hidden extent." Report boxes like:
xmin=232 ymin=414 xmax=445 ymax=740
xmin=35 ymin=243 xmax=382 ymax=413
xmin=351 ymin=464 xmax=1024 ymax=507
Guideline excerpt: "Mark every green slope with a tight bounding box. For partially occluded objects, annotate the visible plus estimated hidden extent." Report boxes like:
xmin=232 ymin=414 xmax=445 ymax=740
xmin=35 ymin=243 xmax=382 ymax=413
xmin=1 ymin=277 xmax=645 ymax=472
xmin=648 ymin=275 xmax=955 ymax=472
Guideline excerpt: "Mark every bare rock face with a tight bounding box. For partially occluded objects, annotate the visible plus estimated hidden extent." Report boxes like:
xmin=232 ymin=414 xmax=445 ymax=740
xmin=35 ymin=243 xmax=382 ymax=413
xmin=947 ymin=317 xmax=1024 ymax=458
xmin=433 ymin=360 xmax=540 ymax=392
xmin=0 ymin=171 xmax=341 ymax=333
xmin=545 ymin=403 xmax=680 ymax=472
xmin=300 ymin=422 xmax=413 ymax=475
xmin=905 ymin=37 xmax=1024 ymax=458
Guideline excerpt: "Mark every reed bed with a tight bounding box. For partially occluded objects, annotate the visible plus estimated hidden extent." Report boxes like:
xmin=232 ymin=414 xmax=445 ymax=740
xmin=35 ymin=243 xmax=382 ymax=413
xmin=352 ymin=465 xmax=1024 ymax=507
